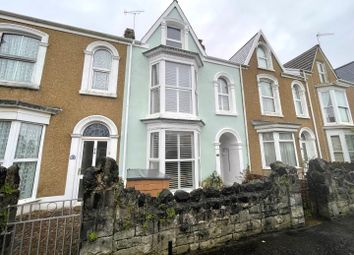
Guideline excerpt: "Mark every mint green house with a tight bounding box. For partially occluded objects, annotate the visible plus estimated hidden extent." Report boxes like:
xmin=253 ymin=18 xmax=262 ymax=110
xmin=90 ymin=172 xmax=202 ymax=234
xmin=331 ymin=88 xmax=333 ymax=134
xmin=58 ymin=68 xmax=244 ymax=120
xmin=120 ymin=1 xmax=249 ymax=189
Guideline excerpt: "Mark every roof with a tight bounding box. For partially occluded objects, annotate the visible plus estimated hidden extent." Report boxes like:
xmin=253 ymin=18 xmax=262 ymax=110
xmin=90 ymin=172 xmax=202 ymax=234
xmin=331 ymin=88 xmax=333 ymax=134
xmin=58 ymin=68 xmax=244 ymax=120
xmin=229 ymin=32 xmax=258 ymax=64
xmin=141 ymin=1 xmax=207 ymax=57
xmin=229 ymin=30 xmax=285 ymax=72
xmin=0 ymin=10 xmax=133 ymax=44
xmin=335 ymin=61 xmax=354 ymax=83
xmin=284 ymin=45 xmax=319 ymax=71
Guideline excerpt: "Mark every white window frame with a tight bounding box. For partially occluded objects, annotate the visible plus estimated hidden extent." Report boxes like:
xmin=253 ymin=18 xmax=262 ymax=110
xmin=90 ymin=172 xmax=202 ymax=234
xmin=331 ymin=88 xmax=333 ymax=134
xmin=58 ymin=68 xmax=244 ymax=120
xmin=256 ymin=42 xmax=273 ymax=70
xmin=161 ymin=19 xmax=189 ymax=50
xmin=0 ymin=107 xmax=52 ymax=204
xmin=146 ymin=123 xmax=200 ymax=191
xmin=291 ymin=81 xmax=309 ymax=118
xmin=259 ymin=130 xmax=299 ymax=169
xmin=299 ymin=128 xmax=318 ymax=166
xmin=318 ymin=87 xmax=353 ymax=126
xmin=213 ymin=72 xmax=237 ymax=116
xmin=257 ymin=74 xmax=282 ymax=117
xmin=326 ymin=129 xmax=354 ymax=163
xmin=0 ymin=23 xmax=48 ymax=89
xmin=316 ymin=61 xmax=328 ymax=83
xmin=148 ymin=56 xmax=197 ymax=119
xmin=80 ymin=41 xmax=120 ymax=98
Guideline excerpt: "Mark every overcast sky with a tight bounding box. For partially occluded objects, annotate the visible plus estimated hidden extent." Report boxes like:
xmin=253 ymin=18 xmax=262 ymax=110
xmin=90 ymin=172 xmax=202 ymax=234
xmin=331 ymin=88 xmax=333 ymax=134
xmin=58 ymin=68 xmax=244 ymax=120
xmin=1 ymin=0 xmax=353 ymax=68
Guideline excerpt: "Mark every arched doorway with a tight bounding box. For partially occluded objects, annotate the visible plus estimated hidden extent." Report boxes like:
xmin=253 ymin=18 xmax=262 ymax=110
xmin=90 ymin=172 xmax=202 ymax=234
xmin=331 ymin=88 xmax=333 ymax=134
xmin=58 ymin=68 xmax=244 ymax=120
xmin=215 ymin=129 xmax=243 ymax=186
xmin=299 ymin=128 xmax=317 ymax=171
xmin=65 ymin=115 xmax=118 ymax=199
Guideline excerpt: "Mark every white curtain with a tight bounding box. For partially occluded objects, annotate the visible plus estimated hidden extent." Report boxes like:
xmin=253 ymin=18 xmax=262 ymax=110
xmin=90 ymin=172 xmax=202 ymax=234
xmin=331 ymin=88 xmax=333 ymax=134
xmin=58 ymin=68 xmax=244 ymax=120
xmin=279 ymin=142 xmax=296 ymax=166
xmin=0 ymin=34 xmax=39 ymax=82
xmin=92 ymin=49 xmax=112 ymax=90
xmin=15 ymin=123 xmax=42 ymax=159
xmin=0 ymin=121 xmax=11 ymax=160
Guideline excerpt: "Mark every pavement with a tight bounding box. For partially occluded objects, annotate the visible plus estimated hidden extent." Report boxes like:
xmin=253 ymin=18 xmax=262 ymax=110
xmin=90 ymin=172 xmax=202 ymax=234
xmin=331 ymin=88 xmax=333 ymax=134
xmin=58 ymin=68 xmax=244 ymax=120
xmin=200 ymin=216 xmax=354 ymax=255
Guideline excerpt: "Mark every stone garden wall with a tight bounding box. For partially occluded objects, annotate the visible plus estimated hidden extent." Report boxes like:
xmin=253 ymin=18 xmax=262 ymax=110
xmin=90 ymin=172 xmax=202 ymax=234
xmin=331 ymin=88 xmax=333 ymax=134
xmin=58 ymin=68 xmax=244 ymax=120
xmin=307 ymin=158 xmax=354 ymax=218
xmin=80 ymin=159 xmax=305 ymax=255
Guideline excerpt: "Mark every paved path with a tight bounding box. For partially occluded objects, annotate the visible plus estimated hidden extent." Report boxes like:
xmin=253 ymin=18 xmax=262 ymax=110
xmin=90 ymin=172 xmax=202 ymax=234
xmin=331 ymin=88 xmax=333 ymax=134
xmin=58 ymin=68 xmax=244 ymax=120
xmin=200 ymin=216 xmax=354 ymax=255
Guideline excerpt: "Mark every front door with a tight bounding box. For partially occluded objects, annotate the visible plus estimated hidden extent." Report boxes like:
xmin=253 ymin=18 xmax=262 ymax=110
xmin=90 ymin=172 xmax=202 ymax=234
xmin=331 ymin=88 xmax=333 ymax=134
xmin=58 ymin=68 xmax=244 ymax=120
xmin=77 ymin=140 xmax=108 ymax=199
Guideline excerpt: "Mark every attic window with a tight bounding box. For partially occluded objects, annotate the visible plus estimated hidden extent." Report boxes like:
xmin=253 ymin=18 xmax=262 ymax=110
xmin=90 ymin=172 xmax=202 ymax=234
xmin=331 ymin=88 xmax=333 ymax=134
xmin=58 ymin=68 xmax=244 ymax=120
xmin=256 ymin=44 xmax=272 ymax=70
xmin=166 ymin=26 xmax=182 ymax=48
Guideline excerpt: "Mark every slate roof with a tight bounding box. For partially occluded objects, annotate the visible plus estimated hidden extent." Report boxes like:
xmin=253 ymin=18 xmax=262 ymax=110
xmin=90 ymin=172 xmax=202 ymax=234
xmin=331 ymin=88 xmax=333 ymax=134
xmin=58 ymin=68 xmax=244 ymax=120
xmin=335 ymin=61 xmax=354 ymax=83
xmin=284 ymin=45 xmax=319 ymax=71
xmin=229 ymin=32 xmax=258 ymax=64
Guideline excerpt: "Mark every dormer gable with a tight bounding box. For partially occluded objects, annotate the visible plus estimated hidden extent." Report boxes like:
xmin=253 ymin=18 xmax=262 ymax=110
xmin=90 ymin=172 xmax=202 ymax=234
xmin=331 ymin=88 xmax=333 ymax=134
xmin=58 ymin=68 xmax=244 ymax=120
xmin=230 ymin=30 xmax=286 ymax=72
xmin=141 ymin=1 xmax=206 ymax=56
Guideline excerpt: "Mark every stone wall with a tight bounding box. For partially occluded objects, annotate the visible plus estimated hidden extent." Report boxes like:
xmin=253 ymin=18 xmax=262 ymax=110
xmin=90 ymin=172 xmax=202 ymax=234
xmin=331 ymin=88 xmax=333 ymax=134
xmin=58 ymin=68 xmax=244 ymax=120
xmin=0 ymin=165 xmax=21 ymax=253
xmin=307 ymin=158 xmax=354 ymax=218
xmin=80 ymin=160 xmax=305 ymax=255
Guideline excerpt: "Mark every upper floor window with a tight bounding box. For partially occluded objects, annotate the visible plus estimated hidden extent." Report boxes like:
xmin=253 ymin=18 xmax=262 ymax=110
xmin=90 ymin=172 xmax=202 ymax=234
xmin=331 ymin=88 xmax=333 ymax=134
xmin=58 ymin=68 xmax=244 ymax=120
xmin=319 ymin=88 xmax=352 ymax=125
xmin=166 ymin=26 xmax=182 ymax=48
xmin=150 ymin=60 xmax=196 ymax=117
xmin=80 ymin=41 xmax=119 ymax=98
xmin=0 ymin=23 xmax=48 ymax=89
xmin=292 ymin=82 xmax=309 ymax=118
xmin=258 ymin=75 xmax=282 ymax=116
xmin=256 ymin=44 xmax=272 ymax=69
xmin=316 ymin=61 xmax=328 ymax=83
xmin=213 ymin=73 xmax=237 ymax=115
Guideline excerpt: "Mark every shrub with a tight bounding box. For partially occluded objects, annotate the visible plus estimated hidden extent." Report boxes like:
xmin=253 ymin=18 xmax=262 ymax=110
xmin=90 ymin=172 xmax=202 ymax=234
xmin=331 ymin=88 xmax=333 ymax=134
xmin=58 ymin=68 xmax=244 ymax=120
xmin=202 ymin=171 xmax=223 ymax=189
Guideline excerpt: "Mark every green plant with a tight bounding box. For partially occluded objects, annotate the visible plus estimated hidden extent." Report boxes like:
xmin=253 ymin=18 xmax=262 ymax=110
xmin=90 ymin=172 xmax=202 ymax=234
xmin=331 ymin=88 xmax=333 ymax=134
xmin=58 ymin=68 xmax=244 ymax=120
xmin=166 ymin=207 xmax=176 ymax=219
xmin=87 ymin=231 xmax=98 ymax=242
xmin=202 ymin=171 xmax=223 ymax=189
xmin=1 ymin=183 xmax=16 ymax=194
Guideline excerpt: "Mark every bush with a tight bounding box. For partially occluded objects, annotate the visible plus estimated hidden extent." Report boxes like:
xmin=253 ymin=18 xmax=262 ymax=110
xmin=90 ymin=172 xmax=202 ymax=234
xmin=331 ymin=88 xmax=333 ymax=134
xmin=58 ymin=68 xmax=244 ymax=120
xmin=202 ymin=171 xmax=223 ymax=189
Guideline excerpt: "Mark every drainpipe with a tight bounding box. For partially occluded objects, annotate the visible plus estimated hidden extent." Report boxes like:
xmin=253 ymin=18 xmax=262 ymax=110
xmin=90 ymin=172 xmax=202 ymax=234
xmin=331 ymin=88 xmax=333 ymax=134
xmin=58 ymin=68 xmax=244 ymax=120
xmin=121 ymin=41 xmax=133 ymax=181
xmin=239 ymin=64 xmax=251 ymax=172
xmin=303 ymin=70 xmax=322 ymax=158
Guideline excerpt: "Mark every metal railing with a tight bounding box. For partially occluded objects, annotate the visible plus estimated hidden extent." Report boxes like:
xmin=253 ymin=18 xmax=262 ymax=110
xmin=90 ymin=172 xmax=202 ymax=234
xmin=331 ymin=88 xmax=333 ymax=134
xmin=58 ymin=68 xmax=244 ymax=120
xmin=1 ymin=199 xmax=81 ymax=255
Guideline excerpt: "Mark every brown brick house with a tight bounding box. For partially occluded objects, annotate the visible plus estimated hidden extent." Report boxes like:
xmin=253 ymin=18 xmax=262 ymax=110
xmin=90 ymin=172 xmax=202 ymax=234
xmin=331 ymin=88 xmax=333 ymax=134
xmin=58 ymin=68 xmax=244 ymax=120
xmin=285 ymin=45 xmax=354 ymax=164
xmin=0 ymin=11 xmax=131 ymax=203
xmin=230 ymin=31 xmax=319 ymax=176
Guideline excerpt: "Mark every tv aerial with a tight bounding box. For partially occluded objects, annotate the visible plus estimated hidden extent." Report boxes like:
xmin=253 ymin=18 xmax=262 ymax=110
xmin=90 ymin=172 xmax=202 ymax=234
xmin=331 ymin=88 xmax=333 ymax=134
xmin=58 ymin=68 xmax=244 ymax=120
xmin=124 ymin=10 xmax=144 ymax=31
xmin=316 ymin=32 xmax=334 ymax=46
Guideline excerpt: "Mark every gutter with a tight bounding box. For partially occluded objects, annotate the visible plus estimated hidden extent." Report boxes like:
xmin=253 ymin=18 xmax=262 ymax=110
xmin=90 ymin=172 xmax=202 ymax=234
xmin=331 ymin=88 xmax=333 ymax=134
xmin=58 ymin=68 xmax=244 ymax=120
xmin=121 ymin=41 xmax=133 ymax=181
xmin=303 ymin=70 xmax=322 ymax=158
xmin=239 ymin=65 xmax=251 ymax=172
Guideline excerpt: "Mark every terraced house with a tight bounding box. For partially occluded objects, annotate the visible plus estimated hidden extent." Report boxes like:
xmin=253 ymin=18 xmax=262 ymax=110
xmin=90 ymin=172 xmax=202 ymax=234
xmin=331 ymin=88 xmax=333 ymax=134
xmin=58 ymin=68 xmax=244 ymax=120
xmin=119 ymin=1 xmax=249 ymax=192
xmin=285 ymin=45 xmax=354 ymax=164
xmin=0 ymin=11 xmax=130 ymax=203
xmin=230 ymin=31 xmax=319 ymax=177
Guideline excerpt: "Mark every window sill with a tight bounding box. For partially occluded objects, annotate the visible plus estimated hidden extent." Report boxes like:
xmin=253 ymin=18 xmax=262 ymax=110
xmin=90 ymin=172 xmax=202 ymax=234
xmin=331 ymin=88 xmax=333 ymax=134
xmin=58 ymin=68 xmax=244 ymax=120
xmin=323 ymin=123 xmax=354 ymax=129
xmin=215 ymin=111 xmax=238 ymax=117
xmin=296 ymin=115 xmax=310 ymax=119
xmin=18 ymin=198 xmax=41 ymax=205
xmin=257 ymin=67 xmax=275 ymax=72
xmin=261 ymin=113 xmax=284 ymax=118
xmin=0 ymin=80 xmax=40 ymax=90
xmin=79 ymin=90 xmax=117 ymax=98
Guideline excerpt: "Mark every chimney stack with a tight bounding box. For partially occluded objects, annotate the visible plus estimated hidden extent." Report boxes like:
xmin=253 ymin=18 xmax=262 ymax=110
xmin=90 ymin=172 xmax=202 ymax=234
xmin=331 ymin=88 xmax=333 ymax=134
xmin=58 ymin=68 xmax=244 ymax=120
xmin=124 ymin=28 xmax=135 ymax=40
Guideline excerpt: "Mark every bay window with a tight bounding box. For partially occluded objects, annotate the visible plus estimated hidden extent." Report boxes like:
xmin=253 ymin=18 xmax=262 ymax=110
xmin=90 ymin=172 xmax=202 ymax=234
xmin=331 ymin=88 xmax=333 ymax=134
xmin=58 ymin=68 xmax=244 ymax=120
xmin=319 ymin=88 xmax=352 ymax=125
xmin=327 ymin=130 xmax=354 ymax=162
xmin=148 ymin=129 xmax=198 ymax=190
xmin=260 ymin=131 xmax=298 ymax=168
xmin=149 ymin=60 xmax=196 ymax=116
xmin=0 ymin=120 xmax=44 ymax=200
